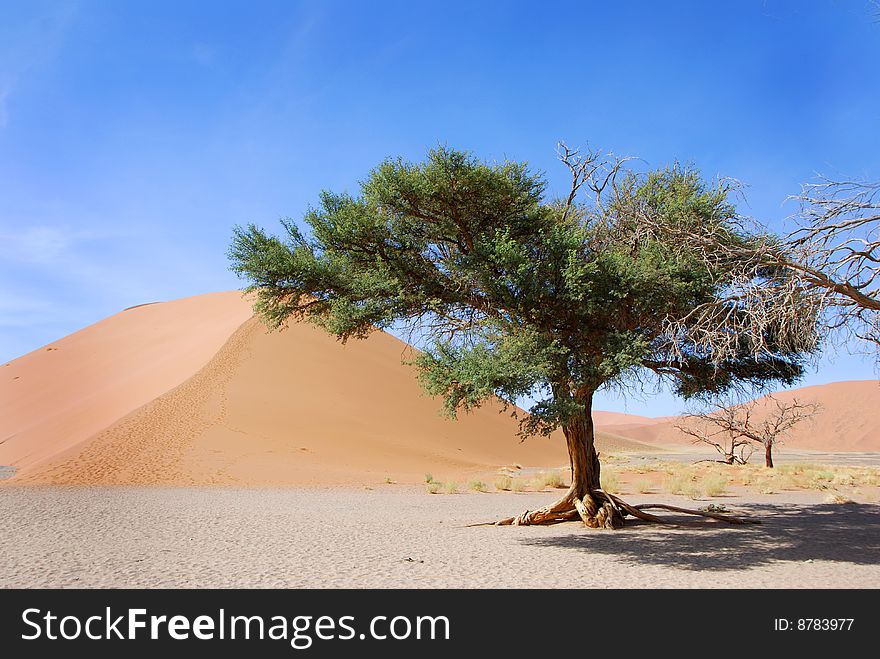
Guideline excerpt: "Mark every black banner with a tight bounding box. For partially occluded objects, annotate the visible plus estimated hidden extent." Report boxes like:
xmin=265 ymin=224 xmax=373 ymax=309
xmin=0 ymin=589 xmax=872 ymax=656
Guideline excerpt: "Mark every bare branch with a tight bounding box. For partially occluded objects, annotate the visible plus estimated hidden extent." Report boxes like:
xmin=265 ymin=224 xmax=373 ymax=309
xmin=678 ymin=395 xmax=821 ymax=467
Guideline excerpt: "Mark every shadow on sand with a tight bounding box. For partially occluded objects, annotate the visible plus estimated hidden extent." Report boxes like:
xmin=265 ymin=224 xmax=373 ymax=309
xmin=518 ymin=503 xmax=880 ymax=570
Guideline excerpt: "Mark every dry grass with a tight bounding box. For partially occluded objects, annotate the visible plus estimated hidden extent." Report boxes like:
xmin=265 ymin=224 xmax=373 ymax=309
xmin=683 ymin=482 xmax=703 ymax=500
xmin=630 ymin=460 xmax=879 ymax=498
xmin=494 ymin=475 xmax=513 ymax=491
xmin=420 ymin=460 xmax=879 ymax=499
xmin=662 ymin=473 xmax=691 ymax=496
xmin=600 ymin=471 xmax=620 ymax=494
xmin=510 ymin=478 xmax=528 ymax=493
xmin=699 ymin=473 xmax=728 ymax=497
xmin=532 ymin=470 xmax=566 ymax=490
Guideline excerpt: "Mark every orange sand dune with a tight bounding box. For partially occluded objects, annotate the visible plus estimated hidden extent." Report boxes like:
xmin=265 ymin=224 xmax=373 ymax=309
xmin=0 ymin=292 xmax=254 ymax=473
xmin=19 ymin=291 xmax=872 ymax=488
xmin=591 ymin=411 xmax=663 ymax=427
xmin=9 ymin=294 xmax=579 ymax=486
xmin=5 ymin=291 xmax=666 ymax=486
xmin=612 ymin=381 xmax=880 ymax=452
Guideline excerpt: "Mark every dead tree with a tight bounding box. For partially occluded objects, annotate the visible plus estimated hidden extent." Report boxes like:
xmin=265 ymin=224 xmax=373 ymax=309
xmin=676 ymin=405 xmax=757 ymax=465
xmin=636 ymin=176 xmax=879 ymax=366
xmin=787 ymin=178 xmax=880 ymax=353
xmin=679 ymin=396 xmax=821 ymax=468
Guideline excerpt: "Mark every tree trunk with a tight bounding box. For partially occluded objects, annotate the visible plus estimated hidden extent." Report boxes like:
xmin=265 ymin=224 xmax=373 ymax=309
xmin=563 ymin=396 xmax=601 ymax=498
xmin=497 ymin=391 xmax=624 ymax=529
xmin=765 ymin=443 xmax=774 ymax=469
xmin=490 ymin=391 xmax=759 ymax=528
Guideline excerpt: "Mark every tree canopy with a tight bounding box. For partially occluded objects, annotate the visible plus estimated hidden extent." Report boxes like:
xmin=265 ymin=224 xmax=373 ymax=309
xmin=229 ymin=144 xmax=818 ymax=528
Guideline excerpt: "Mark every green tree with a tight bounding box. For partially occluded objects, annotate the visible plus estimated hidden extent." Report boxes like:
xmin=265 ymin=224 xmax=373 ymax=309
xmin=229 ymin=145 xmax=817 ymax=528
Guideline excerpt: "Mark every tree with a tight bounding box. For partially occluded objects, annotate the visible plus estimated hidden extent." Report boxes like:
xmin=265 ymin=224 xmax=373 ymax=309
xmin=678 ymin=396 xmax=821 ymax=467
xmin=676 ymin=403 xmax=757 ymax=465
xmin=228 ymin=144 xmax=817 ymax=529
xmin=788 ymin=178 xmax=880 ymax=353
xmin=647 ymin=176 xmax=879 ymax=365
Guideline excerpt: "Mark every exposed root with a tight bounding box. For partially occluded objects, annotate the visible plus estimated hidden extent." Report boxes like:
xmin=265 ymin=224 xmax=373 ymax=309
xmin=492 ymin=489 xmax=760 ymax=529
xmin=495 ymin=493 xmax=580 ymax=526
xmin=574 ymin=490 xmax=624 ymax=529
xmin=634 ymin=503 xmax=761 ymax=525
xmin=603 ymin=492 xmax=671 ymax=525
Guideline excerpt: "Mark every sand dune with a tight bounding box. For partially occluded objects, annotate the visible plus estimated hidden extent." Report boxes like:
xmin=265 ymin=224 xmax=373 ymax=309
xmin=0 ymin=292 xmax=253 ymax=475
xmin=591 ymin=411 xmax=664 ymax=427
xmin=6 ymin=290 xmax=875 ymax=487
xmin=612 ymin=381 xmax=880 ymax=452
xmin=6 ymin=292 xmax=663 ymax=486
xmin=10 ymin=296 xmax=576 ymax=486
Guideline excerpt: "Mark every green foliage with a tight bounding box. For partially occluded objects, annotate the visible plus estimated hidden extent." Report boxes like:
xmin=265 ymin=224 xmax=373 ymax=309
xmin=230 ymin=145 xmax=813 ymax=437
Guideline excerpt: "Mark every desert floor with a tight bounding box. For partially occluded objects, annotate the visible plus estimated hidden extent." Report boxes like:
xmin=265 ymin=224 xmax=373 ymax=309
xmin=1 ymin=486 xmax=878 ymax=588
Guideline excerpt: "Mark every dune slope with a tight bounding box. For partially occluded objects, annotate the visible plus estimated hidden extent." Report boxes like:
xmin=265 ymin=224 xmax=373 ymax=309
xmin=0 ymin=292 xmax=253 ymax=474
xmin=15 ymin=304 xmax=577 ymax=486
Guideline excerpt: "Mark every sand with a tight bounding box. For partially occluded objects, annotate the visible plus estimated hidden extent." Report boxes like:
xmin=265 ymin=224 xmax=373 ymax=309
xmin=3 ymin=300 xmax=569 ymax=486
xmin=0 ymin=486 xmax=877 ymax=588
xmin=11 ymin=314 xmax=572 ymax=486
xmin=0 ymin=291 xmax=253 ymax=474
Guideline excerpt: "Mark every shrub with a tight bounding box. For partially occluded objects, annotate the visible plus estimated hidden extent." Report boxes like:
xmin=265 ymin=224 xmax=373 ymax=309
xmin=534 ymin=470 xmax=566 ymax=489
xmin=468 ymin=480 xmax=488 ymax=493
xmin=444 ymin=480 xmax=458 ymax=494
xmin=663 ymin=475 xmax=689 ymax=496
xmin=544 ymin=471 xmax=568 ymax=488
xmin=700 ymin=474 xmax=728 ymax=497
xmin=425 ymin=482 xmax=442 ymax=494
xmin=683 ymin=483 xmax=703 ymax=500
xmin=494 ymin=475 xmax=513 ymax=491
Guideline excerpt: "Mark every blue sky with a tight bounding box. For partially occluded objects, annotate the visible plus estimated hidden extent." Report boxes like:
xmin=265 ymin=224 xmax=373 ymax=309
xmin=1 ymin=1 xmax=878 ymax=416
